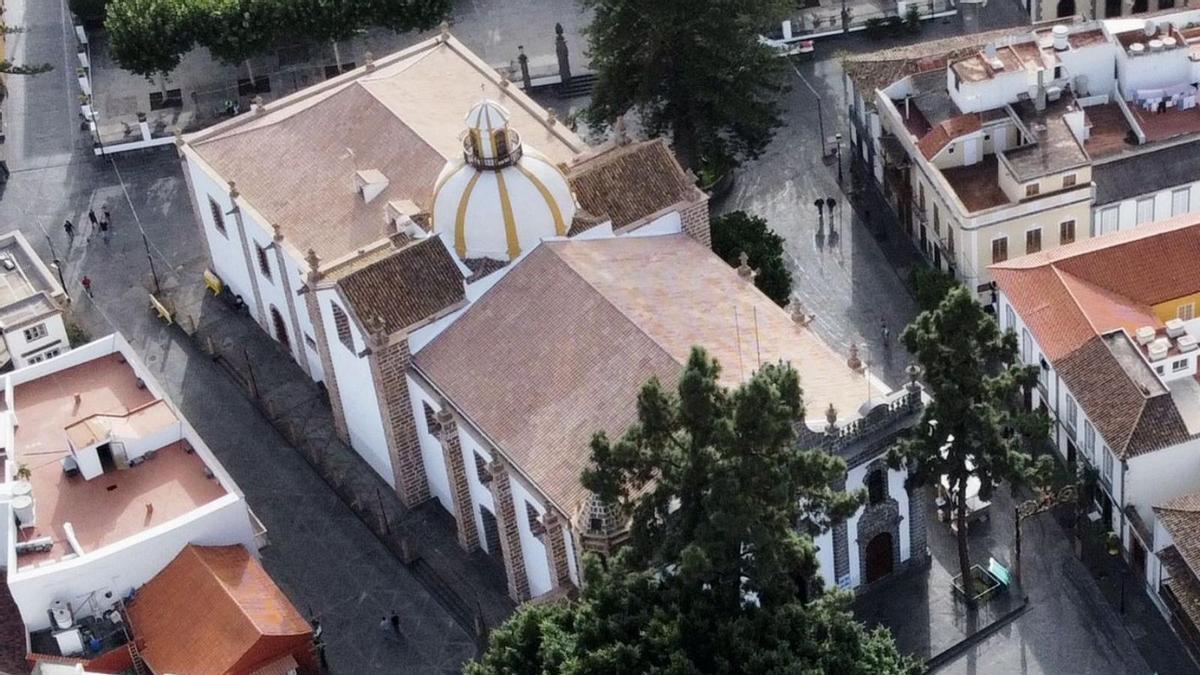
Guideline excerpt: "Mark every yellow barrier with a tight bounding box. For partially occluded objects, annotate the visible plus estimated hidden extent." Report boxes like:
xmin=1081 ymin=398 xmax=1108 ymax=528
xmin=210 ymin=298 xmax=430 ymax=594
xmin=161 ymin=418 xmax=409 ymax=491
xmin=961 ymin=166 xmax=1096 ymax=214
xmin=204 ymin=269 xmax=224 ymax=296
xmin=149 ymin=293 xmax=174 ymax=325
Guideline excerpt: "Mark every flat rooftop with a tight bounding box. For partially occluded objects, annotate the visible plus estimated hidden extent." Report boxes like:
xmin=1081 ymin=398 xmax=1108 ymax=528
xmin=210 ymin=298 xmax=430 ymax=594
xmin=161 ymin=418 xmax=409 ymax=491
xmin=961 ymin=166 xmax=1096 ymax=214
xmin=1004 ymin=99 xmax=1089 ymax=181
xmin=942 ymin=155 xmax=1009 ymax=212
xmin=1082 ymin=102 xmax=1136 ymax=159
xmin=0 ymin=233 xmax=64 ymax=330
xmin=1130 ymin=103 xmax=1200 ymax=144
xmin=11 ymin=353 xmax=226 ymax=569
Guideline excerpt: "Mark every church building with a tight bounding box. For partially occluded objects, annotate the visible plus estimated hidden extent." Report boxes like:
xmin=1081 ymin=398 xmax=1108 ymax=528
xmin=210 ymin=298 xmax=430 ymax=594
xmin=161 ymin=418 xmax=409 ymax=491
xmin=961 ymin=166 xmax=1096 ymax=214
xmin=177 ymin=30 xmax=925 ymax=602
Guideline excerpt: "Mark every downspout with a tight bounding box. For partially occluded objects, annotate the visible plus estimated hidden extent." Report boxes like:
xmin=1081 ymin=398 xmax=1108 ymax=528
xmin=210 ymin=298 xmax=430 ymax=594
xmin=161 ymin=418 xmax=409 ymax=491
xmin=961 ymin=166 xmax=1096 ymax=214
xmin=1120 ymin=459 xmax=1129 ymax=554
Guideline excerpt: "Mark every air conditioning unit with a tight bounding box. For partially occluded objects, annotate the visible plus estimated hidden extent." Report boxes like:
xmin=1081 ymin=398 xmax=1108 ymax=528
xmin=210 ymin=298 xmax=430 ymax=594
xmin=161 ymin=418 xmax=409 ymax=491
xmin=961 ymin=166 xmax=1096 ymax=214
xmin=1178 ymin=335 xmax=1198 ymax=353
xmin=1148 ymin=337 xmax=1170 ymax=361
xmin=1167 ymin=318 xmax=1186 ymax=338
xmin=1135 ymin=325 xmax=1156 ymax=345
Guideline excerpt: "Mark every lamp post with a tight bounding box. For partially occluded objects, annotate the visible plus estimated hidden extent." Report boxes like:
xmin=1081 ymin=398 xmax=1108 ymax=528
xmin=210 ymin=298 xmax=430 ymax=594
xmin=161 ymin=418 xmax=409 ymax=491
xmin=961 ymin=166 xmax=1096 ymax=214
xmin=835 ymin=133 xmax=844 ymax=186
xmin=50 ymin=260 xmax=69 ymax=300
xmin=1015 ymin=483 xmax=1078 ymax=583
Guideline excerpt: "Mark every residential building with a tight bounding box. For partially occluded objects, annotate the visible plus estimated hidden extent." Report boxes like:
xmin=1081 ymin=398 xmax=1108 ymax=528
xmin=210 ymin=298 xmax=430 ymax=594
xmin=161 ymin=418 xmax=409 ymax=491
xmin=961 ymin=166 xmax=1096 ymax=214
xmin=1030 ymin=0 xmax=1192 ymax=25
xmin=0 ymin=334 xmax=267 ymax=669
xmin=846 ymin=11 xmax=1200 ymax=294
xmin=1151 ymin=492 xmax=1200 ymax=659
xmin=127 ymin=544 xmax=315 ymax=675
xmin=0 ymin=232 xmax=67 ymax=369
xmin=991 ymin=216 xmax=1200 ymax=592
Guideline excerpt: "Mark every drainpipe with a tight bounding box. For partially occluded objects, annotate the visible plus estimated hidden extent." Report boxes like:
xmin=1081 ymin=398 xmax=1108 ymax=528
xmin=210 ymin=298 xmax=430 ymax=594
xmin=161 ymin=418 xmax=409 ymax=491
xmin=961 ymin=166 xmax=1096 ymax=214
xmin=1120 ymin=459 xmax=1129 ymax=556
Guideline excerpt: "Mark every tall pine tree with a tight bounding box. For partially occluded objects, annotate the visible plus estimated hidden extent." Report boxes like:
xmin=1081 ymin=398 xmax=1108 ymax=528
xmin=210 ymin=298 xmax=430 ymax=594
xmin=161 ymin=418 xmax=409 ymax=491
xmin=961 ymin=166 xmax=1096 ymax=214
xmin=582 ymin=0 xmax=788 ymax=174
xmin=891 ymin=286 xmax=1048 ymax=603
xmin=469 ymin=349 xmax=919 ymax=674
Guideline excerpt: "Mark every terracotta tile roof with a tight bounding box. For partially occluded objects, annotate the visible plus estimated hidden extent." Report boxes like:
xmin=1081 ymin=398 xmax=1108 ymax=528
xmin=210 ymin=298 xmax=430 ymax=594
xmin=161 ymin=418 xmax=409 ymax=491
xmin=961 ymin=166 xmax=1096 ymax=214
xmin=414 ymin=234 xmax=885 ymax=512
xmin=337 ymin=237 xmax=466 ymax=334
xmin=1156 ymin=493 xmax=1200 ymax=572
xmin=992 ymin=216 xmax=1200 ymax=459
xmin=1055 ymin=336 xmax=1188 ymax=459
xmin=844 ymin=25 xmax=1035 ymax=100
xmin=917 ymin=115 xmax=982 ymax=160
xmin=1159 ymin=546 xmax=1200 ymax=632
xmin=127 ymin=545 xmax=313 ymax=675
xmin=566 ymin=138 xmax=704 ymax=231
xmin=187 ymin=36 xmax=585 ymax=263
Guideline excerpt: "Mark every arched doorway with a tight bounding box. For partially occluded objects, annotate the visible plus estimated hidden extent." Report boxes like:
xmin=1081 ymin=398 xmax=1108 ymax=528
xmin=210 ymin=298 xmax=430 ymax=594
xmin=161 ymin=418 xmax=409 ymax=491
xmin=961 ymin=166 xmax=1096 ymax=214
xmin=864 ymin=532 xmax=894 ymax=583
xmin=1056 ymin=0 xmax=1075 ymax=16
xmin=270 ymin=306 xmax=290 ymax=351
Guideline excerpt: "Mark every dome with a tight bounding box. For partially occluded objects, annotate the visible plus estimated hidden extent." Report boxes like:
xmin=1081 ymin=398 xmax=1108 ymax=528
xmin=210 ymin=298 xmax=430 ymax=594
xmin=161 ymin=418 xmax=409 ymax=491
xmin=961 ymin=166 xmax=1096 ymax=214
xmin=431 ymin=99 xmax=576 ymax=261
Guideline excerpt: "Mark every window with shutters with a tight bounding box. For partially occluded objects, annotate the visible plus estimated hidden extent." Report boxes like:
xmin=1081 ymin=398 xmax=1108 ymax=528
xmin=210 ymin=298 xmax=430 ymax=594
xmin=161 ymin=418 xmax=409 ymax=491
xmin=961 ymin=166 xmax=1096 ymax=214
xmin=1060 ymin=220 xmax=1075 ymax=245
xmin=1136 ymin=197 xmax=1155 ymax=224
xmin=1064 ymin=394 xmax=1078 ymax=437
xmin=1173 ymin=188 xmax=1191 ymax=217
xmin=933 ymin=206 xmax=941 ymax=235
xmin=1180 ymin=303 xmax=1196 ymax=321
xmin=1062 ymin=173 xmax=1077 ymax=188
xmin=208 ymin=197 xmax=227 ymax=236
xmin=332 ymin=303 xmax=353 ymax=351
xmin=992 ymin=237 xmax=1008 ymax=263
xmin=1004 ymin=305 xmax=1016 ymax=333
xmin=1083 ymin=420 xmax=1095 ymax=464
xmin=1025 ymin=228 xmax=1042 ymax=254
xmin=1102 ymin=447 xmax=1114 ymax=484
xmin=1025 ymin=183 xmax=1040 ymax=198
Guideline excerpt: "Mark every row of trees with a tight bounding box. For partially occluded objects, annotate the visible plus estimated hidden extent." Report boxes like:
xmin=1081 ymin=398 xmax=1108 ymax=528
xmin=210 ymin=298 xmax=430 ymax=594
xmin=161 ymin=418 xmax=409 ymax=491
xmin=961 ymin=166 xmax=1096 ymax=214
xmin=470 ymin=284 xmax=1051 ymax=672
xmin=93 ymin=0 xmax=449 ymax=77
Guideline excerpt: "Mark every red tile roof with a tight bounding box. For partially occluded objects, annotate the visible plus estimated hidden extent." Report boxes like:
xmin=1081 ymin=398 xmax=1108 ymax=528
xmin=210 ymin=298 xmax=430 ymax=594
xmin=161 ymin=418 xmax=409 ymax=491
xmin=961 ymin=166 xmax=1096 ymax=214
xmin=917 ymin=115 xmax=981 ymax=160
xmin=128 ymin=545 xmax=314 ymax=675
xmin=992 ymin=215 xmax=1200 ymax=458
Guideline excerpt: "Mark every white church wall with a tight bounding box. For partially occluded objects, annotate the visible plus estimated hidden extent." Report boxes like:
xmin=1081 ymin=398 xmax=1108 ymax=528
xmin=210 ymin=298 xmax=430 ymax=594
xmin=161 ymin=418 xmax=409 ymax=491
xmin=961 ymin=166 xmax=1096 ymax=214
xmin=507 ymin=472 xmax=554 ymax=597
xmin=890 ymin=466 xmax=911 ymax=562
xmin=408 ymin=376 xmax=453 ymax=512
xmin=185 ymin=154 xmax=259 ymax=320
xmin=317 ymin=288 xmax=393 ymax=486
xmin=845 ymin=462 xmax=869 ymax=588
xmin=240 ymin=217 xmax=296 ymax=359
xmin=280 ymin=249 xmax=325 ymax=382
xmin=564 ymin=521 xmax=580 ymax=585
xmin=626 ymin=211 xmax=682 ymax=237
xmin=814 ymin=530 xmax=835 ymax=589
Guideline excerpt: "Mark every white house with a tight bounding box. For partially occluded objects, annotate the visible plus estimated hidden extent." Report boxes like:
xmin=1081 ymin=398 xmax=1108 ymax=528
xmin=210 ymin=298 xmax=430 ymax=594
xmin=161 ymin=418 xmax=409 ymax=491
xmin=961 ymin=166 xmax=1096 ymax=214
xmin=0 ymin=333 xmax=263 ymax=664
xmin=992 ymin=215 xmax=1200 ymax=591
xmin=0 ymin=232 xmax=68 ymax=368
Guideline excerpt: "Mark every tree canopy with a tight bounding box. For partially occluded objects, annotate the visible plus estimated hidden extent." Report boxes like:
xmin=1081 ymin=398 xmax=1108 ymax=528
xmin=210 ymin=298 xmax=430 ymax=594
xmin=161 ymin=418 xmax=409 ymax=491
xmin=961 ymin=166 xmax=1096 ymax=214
xmin=582 ymin=0 xmax=789 ymax=173
xmin=469 ymin=348 xmax=920 ymax=674
xmin=102 ymin=0 xmax=450 ymax=78
xmin=890 ymin=286 xmax=1050 ymax=597
xmin=711 ymin=211 xmax=793 ymax=307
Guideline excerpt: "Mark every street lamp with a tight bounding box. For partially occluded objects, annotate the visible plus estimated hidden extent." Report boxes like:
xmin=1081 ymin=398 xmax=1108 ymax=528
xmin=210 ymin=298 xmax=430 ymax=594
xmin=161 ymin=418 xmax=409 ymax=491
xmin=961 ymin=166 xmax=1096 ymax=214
xmin=50 ymin=260 xmax=69 ymax=300
xmin=141 ymin=232 xmax=162 ymax=296
xmin=1014 ymin=483 xmax=1077 ymax=583
xmin=835 ymin=133 xmax=844 ymax=186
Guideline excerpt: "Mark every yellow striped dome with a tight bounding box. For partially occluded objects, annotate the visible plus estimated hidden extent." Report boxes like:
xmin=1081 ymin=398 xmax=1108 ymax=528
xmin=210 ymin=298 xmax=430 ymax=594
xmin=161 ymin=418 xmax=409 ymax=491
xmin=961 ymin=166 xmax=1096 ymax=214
xmin=431 ymin=100 xmax=576 ymax=261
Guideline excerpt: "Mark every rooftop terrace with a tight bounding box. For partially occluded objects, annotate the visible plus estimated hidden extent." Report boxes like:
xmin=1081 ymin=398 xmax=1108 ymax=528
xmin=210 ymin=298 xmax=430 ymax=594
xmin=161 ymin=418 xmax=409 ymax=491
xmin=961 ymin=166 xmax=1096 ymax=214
xmin=11 ymin=353 xmax=226 ymax=569
xmin=0 ymin=233 xmax=65 ymax=332
xmin=942 ymin=155 xmax=1010 ymax=212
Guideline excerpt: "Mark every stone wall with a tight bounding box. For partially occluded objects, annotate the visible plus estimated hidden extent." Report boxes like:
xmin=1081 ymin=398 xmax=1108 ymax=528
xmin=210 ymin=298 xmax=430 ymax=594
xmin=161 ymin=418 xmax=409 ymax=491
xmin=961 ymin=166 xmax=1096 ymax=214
xmin=488 ymin=459 xmax=530 ymax=602
xmin=680 ymin=197 xmax=712 ymax=248
xmin=368 ymin=334 xmax=431 ymax=507
xmin=437 ymin=407 xmax=480 ymax=551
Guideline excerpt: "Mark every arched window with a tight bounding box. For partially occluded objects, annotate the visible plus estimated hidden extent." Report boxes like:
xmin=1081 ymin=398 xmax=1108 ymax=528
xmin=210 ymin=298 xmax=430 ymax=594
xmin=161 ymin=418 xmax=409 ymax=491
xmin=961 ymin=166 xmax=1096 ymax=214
xmin=492 ymin=130 xmax=509 ymax=160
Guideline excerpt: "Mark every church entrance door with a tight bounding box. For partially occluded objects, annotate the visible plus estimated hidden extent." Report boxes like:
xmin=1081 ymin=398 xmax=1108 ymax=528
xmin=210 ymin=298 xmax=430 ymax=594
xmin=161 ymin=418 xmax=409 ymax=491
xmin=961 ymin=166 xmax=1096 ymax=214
xmin=865 ymin=532 xmax=894 ymax=583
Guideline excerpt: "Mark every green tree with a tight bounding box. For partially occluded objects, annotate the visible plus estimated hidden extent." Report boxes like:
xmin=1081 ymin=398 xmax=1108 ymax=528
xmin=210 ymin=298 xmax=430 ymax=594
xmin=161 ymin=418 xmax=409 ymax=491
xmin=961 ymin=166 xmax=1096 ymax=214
xmin=104 ymin=0 xmax=450 ymax=78
xmin=909 ymin=265 xmax=962 ymax=312
xmin=711 ymin=211 xmax=793 ymax=307
xmin=582 ymin=0 xmax=789 ymax=173
xmin=469 ymin=349 xmax=919 ymax=674
xmin=890 ymin=286 xmax=1048 ymax=602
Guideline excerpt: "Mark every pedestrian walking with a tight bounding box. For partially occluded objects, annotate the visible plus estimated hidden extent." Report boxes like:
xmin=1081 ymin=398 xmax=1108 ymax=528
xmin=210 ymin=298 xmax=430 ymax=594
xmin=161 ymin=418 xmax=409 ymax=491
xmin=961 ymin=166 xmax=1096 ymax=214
xmin=389 ymin=612 xmax=400 ymax=635
xmin=81 ymin=275 xmax=93 ymax=298
xmin=379 ymin=616 xmax=389 ymax=632
xmin=880 ymin=318 xmax=890 ymax=346
xmin=99 ymin=218 xmax=110 ymax=244
xmin=64 ymin=220 xmax=74 ymax=238
xmin=102 ymin=206 xmax=111 ymax=227
xmin=87 ymin=208 xmax=98 ymax=226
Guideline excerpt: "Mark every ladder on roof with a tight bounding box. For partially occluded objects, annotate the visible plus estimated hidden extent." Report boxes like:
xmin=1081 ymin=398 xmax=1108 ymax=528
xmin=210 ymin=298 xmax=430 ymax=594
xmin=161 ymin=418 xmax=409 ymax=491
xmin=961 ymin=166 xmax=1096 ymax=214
xmin=116 ymin=597 xmax=148 ymax=675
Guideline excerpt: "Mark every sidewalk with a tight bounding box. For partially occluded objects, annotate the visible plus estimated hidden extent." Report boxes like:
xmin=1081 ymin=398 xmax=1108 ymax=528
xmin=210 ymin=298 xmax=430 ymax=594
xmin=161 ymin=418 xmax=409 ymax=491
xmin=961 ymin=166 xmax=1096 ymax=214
xmin=165 ymin=279 xmax=516 ymax=638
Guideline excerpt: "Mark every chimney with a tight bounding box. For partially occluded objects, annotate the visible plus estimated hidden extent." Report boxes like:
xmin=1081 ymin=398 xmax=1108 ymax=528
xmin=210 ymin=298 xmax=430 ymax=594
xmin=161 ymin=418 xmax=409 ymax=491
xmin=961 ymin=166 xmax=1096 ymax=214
xmin=386 ymin=199 xmax=426 ymax=237
xmin=1035 ymin=69 xmax=1047 ymax=112
xmin=354 ymin=169 xmax=389 ymax=204
xmin=1052 ymin=25 xmax=1069 ymax=52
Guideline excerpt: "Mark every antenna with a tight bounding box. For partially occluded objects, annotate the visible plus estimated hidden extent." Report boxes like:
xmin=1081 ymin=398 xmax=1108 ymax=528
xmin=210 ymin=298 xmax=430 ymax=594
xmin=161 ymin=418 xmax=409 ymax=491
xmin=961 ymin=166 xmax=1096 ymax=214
xmin=734 ymin=306 xmax=745 ymax=382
